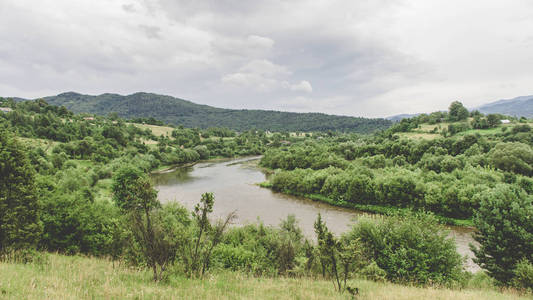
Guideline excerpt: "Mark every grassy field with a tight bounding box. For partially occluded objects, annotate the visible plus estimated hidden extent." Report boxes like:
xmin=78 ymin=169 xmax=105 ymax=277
xmin=395 ymin=119 xmax=532 ymax=141
xmin=133 ymin=123 xmax=175 ymax=137
xmin=0 ymin=253 xmax=530 ymax=300
xmin=132 ymin=123 xmax=175 ymax=144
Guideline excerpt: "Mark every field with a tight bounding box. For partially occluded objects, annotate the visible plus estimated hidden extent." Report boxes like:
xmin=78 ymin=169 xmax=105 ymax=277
xmin=395 ymin=119 xmax=533 ymax=140
xmin=0 ymin=253 xmax=530 ymax=300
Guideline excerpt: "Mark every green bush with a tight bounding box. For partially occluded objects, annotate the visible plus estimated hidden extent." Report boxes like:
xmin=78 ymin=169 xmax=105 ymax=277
xmin=472 ymin=184 xmax=533 ymax=285
xmin=360 ymin=261 xmax=387 ymax=282
xmin=512 ymin=259 xmax=533 ymax=291
xmin=345 ymin=213 xmax=463 ymax=285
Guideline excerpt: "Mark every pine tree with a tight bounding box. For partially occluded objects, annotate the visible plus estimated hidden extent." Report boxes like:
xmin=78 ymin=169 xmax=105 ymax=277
xmin=0 ymin=130 xmax=42 ymax=254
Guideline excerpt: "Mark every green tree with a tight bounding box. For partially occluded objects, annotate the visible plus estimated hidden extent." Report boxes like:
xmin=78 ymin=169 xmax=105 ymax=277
xmin=183 ymin=192 xmax=236 ymax=278
xmin=112 ymin=166 xmax=168 ymax=281
xmin=471 ymin=185 xmax=533 ymax=285
xmin=488 ymin=142 xmax=533 ymax=176
xmin=0 ymin=130 xmax=42 ymax=254
xmin=448 ymin=101 xmax=469 ymax=122
xmin=486 ymin=114 xmax=501 ymax=128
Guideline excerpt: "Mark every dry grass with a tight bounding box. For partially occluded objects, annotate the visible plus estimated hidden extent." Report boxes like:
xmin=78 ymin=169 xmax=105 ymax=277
xmin=133 ymin=123 xmax=175 ymax=137
xmin=0 ymin=253 xmax=530 ymax=300
xmin=132 ymin=123 xmax=175 ymax=144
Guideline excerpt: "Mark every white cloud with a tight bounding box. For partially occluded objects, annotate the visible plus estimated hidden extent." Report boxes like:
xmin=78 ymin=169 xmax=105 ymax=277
xmin=247 ymin=35 xmax=275 ymax=49
xmin=288 ymin=81 xmax=313 ymax=93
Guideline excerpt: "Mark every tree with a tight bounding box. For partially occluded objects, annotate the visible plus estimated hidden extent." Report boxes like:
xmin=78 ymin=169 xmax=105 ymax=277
xmin=486 ymin=114 xmax=501 ymax=128
xmin=0 ymin=130 xmax=42 ymax=255
xmin=448 ymin=101 xmax=469 ymax=122
xmin=183 ymin=192 xmax=236 ymax=278
xmin=112 ymin=166 xmax=168 ymax=281
xmin=488 ymin=142 xmax=533 ymax=176
xmin=471 ymin=185 xmax=533 ymax=285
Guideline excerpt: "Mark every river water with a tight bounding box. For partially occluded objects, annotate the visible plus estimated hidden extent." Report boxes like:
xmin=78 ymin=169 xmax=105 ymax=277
xmin=153 ymin=156 xmax=479 ymax=272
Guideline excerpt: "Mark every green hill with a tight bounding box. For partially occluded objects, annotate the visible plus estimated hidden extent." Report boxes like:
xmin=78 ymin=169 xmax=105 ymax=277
xmin=16 ymin=92 xmax=391 ymax=133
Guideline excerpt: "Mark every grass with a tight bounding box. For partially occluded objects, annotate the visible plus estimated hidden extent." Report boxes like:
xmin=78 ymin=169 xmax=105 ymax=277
xmin=132 ymin=123 xmax=175 ymax=144
xmin=133 ymin=123 xmax=175 ymax=137
xmin=0 ymin=253 xmax=529 ymax=300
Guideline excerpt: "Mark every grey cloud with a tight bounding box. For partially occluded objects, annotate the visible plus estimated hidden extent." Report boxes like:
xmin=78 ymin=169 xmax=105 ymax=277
xmin=1 ymin=0 xmax=533 ymax=117
xmin=122 ymin=3 xmax=136 ymax=13
xmin=139 ymin=25 xmax=162 ymax=39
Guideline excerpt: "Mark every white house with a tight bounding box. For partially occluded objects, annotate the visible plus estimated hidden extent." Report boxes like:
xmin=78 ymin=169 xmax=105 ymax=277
xmin=0 ymin=107 xmax=13 ymax=113
xmin=501 ymin=119 xmax=510 ymax=124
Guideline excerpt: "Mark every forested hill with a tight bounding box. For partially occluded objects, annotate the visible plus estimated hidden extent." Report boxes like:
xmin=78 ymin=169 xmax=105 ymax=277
xmin=477 ymin=95 xmax=533 ymax=118
xmin=16 ymin=92 xmax=391 ymax=133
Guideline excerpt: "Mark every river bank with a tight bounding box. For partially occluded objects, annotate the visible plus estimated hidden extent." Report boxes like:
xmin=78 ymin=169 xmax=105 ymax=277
xmin=152 ymin=156 xmax=479 ymax=272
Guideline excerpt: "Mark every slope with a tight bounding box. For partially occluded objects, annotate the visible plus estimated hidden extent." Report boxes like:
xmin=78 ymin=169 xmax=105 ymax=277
xmin=16 ymin=92 xmax=391 ymax=133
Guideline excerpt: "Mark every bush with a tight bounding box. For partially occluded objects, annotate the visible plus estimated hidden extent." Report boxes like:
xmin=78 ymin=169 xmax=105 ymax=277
xmin=345 ymin=213 xmax=463 ymax=285
xmin=471 ymin=185 xmax=533 ymax=285
xmin=512 ymin=259 xmax=533 ymax=291
xmin=360 ymin=261 xmax=387 ymax=282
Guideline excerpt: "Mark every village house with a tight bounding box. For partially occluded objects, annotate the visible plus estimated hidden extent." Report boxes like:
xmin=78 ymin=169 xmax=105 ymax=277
xmin=0 ymin=107 xmax=13 ymax=113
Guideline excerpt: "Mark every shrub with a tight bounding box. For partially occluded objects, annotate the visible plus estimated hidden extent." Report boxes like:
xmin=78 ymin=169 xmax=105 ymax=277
xmin=345 ymin=213 xmax=463 ymax=285
xmin=471 ymin=185 xmax=533 ymax=285
xmin=360 ymin=261 xmax=387 ymax=282
xmin=512 ymin=259 xmax=533 ymax=291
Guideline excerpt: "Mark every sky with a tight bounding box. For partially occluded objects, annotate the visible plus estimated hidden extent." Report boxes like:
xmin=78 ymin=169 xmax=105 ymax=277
xmin=1 ymin=0 xmax=533 ymax=117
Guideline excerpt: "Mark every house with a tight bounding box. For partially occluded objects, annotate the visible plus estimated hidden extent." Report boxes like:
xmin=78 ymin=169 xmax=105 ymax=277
xmin=83 ymin=117 xmax=95 ymax=121
xmin=0 ymin=107 xmax=13 ymax=113
xmin=501 ymin=119 xmax=511 ymax=124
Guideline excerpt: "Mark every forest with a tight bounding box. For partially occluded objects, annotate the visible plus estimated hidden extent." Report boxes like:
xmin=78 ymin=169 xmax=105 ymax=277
xmin=0 ymin=98 xmax=532 ymax=298
xmin=20 ymin=92 xmax=393 ymax=133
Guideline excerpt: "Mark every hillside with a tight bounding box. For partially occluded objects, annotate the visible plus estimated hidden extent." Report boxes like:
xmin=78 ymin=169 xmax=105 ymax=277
xmin=477 ymin=95 xmax=533 ymax=117
xmin=15 ymin=92 xmax=391 ymax=133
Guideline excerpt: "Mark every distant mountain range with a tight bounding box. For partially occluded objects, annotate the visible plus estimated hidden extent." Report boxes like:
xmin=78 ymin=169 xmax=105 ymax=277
xmin=11 ymin=92 xmax=391 ymax=133
xmin=386 ymin=113 xmax=421 ymax=122
xmin=476 ymin=95 xmax=533 ymax=118
xmin=387 ymin=95 xmax=533 ymax=121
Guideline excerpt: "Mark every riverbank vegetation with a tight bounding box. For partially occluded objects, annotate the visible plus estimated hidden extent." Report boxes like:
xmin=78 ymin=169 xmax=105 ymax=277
xmin=261 ymin=101 xmax=533 ymax=289
xmin=1 ymin=98 xmax=532 ymax=297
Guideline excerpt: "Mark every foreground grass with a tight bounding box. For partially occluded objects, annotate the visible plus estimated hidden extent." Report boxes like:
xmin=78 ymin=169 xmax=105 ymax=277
xmin=0 ymin=254 xmax=530 ymax=300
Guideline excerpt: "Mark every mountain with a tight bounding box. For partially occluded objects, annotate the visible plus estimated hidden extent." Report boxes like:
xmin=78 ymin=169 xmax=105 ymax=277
xmin=13 ymin=92 xmax=391 ymax=133
xmin=477 ymin=95 xmax=533 ymax=117
xmin=386 ymin=113 xmax=421 ymax=122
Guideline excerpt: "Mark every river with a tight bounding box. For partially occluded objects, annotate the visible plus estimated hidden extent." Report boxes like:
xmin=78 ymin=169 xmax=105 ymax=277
xmin=152 ymin=156 xmax=479 ymax=272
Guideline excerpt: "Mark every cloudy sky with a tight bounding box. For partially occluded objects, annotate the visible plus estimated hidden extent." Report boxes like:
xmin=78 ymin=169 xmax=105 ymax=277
xmin=1 ymin=0 xmax=532 ymax=117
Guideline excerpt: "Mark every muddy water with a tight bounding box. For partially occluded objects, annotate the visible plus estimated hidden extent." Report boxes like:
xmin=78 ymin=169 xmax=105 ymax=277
xmin=153 ymin=156 xmax=479 ymax=272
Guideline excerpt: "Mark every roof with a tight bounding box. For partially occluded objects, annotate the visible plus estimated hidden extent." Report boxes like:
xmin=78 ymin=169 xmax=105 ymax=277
xmin=0 ymin=107 xmax=13 ymax=113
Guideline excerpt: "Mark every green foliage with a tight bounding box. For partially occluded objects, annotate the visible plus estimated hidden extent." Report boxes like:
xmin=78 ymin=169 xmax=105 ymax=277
xmin=0 ymin=130 xmax=42 ymax=254
xmin=40 ymin=194 xmax=118 ymax=255
xmin=448 ymin=101 xmax=469 ymax=122
xmin=37 ymin=92 xmax=392 ymax=133
xmin=346 ymin=213 xmax=463 ymax=285
xmin=183 ymin=193 xmax=236 ymax=278
xmin=489 ymin=142 xmax=533 ymax=176
xmin=112 ymin=166 xmax=159 ymax=212
xmin=126 ymin=203 xmax=191 ymax=281
xmin=359 ymin=261 xmax=387 ymax=282
xmin=512 ymin=259 xmax=533 ymax=291
xmin=471 ymin=185 xmax=533 ymax=285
